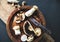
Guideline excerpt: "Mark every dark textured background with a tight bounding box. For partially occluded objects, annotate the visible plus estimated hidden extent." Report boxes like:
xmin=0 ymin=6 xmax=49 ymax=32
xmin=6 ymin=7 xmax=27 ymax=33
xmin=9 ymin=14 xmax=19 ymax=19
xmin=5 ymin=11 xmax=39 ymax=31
xmin=0 ymin=0 xmax=60 ymax=42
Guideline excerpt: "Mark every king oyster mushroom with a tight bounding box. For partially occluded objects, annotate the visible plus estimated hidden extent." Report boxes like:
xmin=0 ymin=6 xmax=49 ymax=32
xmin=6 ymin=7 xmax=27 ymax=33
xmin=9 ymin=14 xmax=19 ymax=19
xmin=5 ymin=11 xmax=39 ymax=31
xmin=25 ymin=5 xmax=38 ymax=17
xmin=34 ymin=28 xmax=41 ymax=36
xmin=13 ymin=25 xmax=21 ymax=35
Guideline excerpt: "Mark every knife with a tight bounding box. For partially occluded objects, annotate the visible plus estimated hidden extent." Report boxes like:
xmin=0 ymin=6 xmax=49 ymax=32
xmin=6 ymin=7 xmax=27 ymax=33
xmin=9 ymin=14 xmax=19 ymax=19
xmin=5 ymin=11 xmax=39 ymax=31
xmin=29 ymin=17 xmax=51 ymax=35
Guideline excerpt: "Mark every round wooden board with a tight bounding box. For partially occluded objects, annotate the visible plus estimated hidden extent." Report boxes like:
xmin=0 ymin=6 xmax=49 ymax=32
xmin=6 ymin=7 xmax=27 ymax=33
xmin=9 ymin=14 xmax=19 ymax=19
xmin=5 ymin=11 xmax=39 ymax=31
xmin=6 ymin=6 xmax=46 ymax=42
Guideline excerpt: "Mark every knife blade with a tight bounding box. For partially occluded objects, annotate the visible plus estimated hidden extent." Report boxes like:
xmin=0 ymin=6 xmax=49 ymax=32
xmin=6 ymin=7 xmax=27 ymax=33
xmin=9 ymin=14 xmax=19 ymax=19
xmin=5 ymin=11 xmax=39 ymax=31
xmin=29 ymin=17 xmax=51 ymax=35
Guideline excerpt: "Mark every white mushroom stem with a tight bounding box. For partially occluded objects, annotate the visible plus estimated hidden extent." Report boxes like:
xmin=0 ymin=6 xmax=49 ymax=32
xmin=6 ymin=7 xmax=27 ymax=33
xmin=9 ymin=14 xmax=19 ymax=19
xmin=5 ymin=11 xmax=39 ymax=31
xmin=13 ymin=26 xmax=21 ymax=35
xmin=25 ymin=5 xmax=38 ymax=17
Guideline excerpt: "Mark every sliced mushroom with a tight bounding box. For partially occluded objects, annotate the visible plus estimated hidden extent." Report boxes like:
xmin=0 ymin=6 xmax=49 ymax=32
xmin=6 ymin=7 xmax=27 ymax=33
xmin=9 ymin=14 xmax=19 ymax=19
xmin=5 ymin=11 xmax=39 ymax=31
xmin=28 ymin=25 xmax=34 ymax=31
xmin=21 ymin=34 xmax=27 ymax=42
xmin=13 ymin=16 xmax=21 ymax=23
xmin=27 ymin=35 xmax=34 ymax=42
xmin=34 ymin=28 xmax=41 ymax=36
xmin=13 ymin=25 xmax=21 ymax=35
xmin=23 ymin=21 xmax=34 ymax=35
xmin=13 ymin=13 xmax=25 ymax=23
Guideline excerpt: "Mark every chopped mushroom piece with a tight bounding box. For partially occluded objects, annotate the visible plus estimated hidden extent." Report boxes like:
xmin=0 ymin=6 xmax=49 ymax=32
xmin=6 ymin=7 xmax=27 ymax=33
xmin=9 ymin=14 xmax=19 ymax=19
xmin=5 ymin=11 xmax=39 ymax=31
xmin=28 ymin=25 xmax=34 ymax=31
xmin=13 ymin=25 xmax=21 ymax=35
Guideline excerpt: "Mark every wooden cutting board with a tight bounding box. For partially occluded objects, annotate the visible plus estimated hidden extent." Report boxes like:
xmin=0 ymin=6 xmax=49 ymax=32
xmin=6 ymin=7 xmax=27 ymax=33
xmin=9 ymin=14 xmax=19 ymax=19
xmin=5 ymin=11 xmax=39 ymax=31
xmin=0 ymin=0 xmax=15 ymax=23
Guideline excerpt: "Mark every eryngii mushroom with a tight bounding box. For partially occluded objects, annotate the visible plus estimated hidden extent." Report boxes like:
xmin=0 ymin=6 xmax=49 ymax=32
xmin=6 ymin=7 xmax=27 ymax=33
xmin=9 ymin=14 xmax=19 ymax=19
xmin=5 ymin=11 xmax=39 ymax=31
xmin=21 ymin=34 xmax=27 ymax=42
xmin=7 ymin=0 xmax=19 ymax=3
xmin=13 ymin=25 xmax=21 ymax=35
xmin=25 ymin=5 xmax=38 ymax=17
xmin=27 ymin=35 xmax=34 ymax=42
xmin=34 ymin=28 xmax=41 ymax=36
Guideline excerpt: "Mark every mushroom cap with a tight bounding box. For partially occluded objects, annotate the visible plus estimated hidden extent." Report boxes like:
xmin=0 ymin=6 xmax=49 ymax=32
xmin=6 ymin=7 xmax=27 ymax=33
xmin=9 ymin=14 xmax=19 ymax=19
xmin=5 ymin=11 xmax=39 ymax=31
xmin=33 ymin=5 xmax=38 ymax=10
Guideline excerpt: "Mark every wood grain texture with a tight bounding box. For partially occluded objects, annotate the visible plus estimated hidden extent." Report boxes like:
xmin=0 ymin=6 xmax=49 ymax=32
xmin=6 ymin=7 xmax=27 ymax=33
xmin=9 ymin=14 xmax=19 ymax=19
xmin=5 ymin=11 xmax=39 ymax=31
xmin=0 ymin=0 xmax=15 ymax=23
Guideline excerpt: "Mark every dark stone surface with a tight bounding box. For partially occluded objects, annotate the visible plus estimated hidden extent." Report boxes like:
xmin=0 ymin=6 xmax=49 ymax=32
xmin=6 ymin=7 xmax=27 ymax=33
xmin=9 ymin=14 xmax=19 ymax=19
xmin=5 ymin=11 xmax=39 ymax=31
xmin=0 ymin=0 xmax=60 ymax=42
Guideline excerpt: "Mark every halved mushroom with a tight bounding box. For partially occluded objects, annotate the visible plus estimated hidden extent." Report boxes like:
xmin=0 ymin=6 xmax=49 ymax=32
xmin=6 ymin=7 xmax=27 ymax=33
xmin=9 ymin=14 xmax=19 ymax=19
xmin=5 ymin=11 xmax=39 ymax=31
xmin=19 ymin=13 xmax=25 ymax=21
xmin=23 ymin=21 xmax=35 ymax=35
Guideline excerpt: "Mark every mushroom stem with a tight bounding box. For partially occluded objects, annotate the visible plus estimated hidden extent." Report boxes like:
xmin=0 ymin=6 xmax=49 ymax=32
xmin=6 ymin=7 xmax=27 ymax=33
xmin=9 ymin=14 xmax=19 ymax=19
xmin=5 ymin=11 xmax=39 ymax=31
xmin=25 ymin=5 xmax=38 ymax=17
xmin=13 ymin=26 xmax=21 ymax=35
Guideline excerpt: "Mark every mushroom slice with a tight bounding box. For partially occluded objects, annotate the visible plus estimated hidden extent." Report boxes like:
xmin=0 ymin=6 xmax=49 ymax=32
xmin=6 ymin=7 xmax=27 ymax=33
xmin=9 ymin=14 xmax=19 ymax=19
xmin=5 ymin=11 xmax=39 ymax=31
xmin=13 ymin=25 xmax=21 ymax=35
xmin=28 ymin=25 xmax=34 ymax=31
xmin=19 ymin=13 xmax=25 ymax=21
xmin=21 ymin=34 xmax=27 ymax=42
xmin=13 ymin=13 xmax=25 ymax=23
xmin=13 ymin=16 xmax=21 ymax=23
xmin=27 ymin=35 xmax=34 ymax=42
xmin=34 ymin=28 xmax=41 ymax=36
xmin=23 ymin=21 xmax=34 ymax=35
